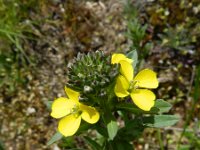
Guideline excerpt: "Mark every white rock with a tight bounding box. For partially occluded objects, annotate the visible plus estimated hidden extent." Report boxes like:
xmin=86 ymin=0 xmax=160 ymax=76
xmin=27 ymin=107 xmax=36 ymax=115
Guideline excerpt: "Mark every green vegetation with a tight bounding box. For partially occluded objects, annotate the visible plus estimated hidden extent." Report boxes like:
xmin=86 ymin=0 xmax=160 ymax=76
xmin=0 ymin=0 xmax=36 ymax=94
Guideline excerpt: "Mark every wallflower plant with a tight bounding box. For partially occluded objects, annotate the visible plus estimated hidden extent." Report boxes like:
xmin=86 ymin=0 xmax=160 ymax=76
xmin=47 ymin=50 xmax=179 ymax=149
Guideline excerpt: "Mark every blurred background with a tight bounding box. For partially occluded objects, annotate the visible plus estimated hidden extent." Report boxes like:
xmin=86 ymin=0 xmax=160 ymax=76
xmin=0 ymin=0 xmax=200 ymax=149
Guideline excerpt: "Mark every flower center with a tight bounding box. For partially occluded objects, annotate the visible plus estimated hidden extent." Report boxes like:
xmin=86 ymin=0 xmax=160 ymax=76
xmin=128 ymin=80 xmax=139 ymax=92
xmin=70 ymin=104 xmax=82 ymax=118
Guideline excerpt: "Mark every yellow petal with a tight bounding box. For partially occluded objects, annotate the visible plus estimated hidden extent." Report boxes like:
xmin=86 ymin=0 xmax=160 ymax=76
xmin=133 ymin=69 xmax=159 ymax=89
xmin=114 ymin=75 xmax=130 ymax=97
xmin=51 ymin=97 xmax=77 ymax=119
xmin=65 ymin=86 xmax=80 ymax=102
xmin=111 ymin=53 xmax=133 ymax=64
xmin=119 ymin=60 xmax=133 ymax=82
xmin=130 ymin=89 xmax=155 ymax=111
xmin=80 ymin=104 xmax=100 ymax=124
xmin=58 ymin=114 xmax=81 ymax=137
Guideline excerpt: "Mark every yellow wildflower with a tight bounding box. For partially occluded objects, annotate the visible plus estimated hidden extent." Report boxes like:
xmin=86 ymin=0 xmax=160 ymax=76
xmin=112 ymin=53 xmax=159 ymax=111
xmin=51 ymin=87 xmax=100 ymax=136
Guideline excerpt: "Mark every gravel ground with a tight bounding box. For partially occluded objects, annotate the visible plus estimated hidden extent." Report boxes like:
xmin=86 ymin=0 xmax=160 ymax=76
xmin=0 ymin=1 xmax=131 ymax=149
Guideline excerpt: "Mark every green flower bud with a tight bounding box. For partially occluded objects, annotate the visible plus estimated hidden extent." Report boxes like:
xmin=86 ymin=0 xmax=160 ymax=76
xmin=66 ymin=51 xmax=118 ymax=98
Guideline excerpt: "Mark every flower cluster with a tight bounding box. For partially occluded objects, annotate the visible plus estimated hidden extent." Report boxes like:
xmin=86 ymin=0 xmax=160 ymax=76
xmin=50 ymin=52 xmax=159 ymax=137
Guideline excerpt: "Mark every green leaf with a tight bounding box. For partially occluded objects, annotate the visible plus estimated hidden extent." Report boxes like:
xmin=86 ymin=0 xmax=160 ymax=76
xmin=116 ymin=103 xmax=159 ymax=114
xmin=84 ymin=136 xmax=102 ymax=150
xmin=47 ymin=131 xmax=63 ymax=146
xmin=117 ymin=118 xmax=144 ymax=141
xmin=154 ymin=99 xmax=172 ymax=114
xmin=143 ymin=115 xmax=179 ymax=128
xmin=95 ymin=124 xmax=108 ymax=137
xmin=126 ymin=50 xmax=138 ymax=69
xmin=61 ymin=136 xmax=76 ymax=148
xmin=107 ymin=119 xmax=118 ymax=140
xmin=116 ymin=103 xmax=143 ymax=114
xmin=179 ymin=145 xmax=192 ymax=150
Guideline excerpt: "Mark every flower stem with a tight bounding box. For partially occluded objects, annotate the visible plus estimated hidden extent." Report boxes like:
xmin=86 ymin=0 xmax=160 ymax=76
xmin=157 ymin=129 xmax=164 ymax=150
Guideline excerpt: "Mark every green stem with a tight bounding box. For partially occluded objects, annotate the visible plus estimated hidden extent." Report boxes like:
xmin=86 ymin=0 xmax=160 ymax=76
xmin=177 ymin=66 xmax=200 ymax=149
xmin=177 ymin=102 xmax=195 ymax=149
xmin=157 ymin=129 xmax=164 ymax=150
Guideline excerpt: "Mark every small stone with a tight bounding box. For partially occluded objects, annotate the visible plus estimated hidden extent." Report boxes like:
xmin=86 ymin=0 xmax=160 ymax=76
xmin=53 ymin=145 xmax=61 ymax=150
xmin=26 ymin=107 xmax=36 ymax=115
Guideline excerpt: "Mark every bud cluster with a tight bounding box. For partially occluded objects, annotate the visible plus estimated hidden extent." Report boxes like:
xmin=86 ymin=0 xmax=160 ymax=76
xmin=67 ymin=51 xmax=118 ymax=96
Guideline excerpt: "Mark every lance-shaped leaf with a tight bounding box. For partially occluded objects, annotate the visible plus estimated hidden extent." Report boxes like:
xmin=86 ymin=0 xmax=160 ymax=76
xmin=126 ymin=49 xmax=138 ymax=69
xmin=107 ymin=119 xmax=118 ymax=140
xmin=143 ymin=115 xmax=179 ymax=128
xmin=47 ymin=131 xmax=63 ymax=146
xmin=154 ymin=99 xmax=172 ymax=114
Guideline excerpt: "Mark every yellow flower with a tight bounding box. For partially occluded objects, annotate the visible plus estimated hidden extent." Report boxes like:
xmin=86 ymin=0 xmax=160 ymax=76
xmin=51 ymin=87 xmax=100 ymax=137
xmin=112 ymin=53 xmax=159 ymax=111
